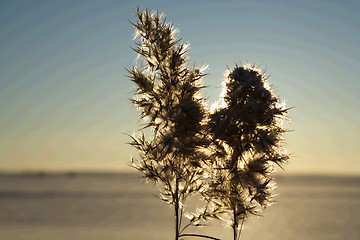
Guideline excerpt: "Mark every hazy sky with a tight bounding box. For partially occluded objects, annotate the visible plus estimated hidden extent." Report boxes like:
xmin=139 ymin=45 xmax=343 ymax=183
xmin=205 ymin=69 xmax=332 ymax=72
xmin=0 ymin=0 xmax=359 ymax=174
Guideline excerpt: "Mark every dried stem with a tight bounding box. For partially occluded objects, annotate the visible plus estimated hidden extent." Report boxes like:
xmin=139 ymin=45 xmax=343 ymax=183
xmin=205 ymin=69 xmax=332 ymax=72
xmin=179 ymin=234 xmax=221 ymax=240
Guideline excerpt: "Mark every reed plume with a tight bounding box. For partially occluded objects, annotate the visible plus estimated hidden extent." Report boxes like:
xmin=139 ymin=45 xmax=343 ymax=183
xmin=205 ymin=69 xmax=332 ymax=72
xmin=205 ymin=64 xmax=290 ymax=240
xmin=128 ymin=8 xmax=291 ymax=240
xmin=128 ymin=8 xmax=217 ymax=240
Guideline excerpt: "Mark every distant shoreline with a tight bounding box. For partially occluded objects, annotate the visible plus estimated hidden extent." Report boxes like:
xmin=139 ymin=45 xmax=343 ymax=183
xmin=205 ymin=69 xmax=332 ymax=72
xmin=0 ymin=171 xmax=137 ymax=178
xmin=0 ymin=171 xmax=359 ymax=182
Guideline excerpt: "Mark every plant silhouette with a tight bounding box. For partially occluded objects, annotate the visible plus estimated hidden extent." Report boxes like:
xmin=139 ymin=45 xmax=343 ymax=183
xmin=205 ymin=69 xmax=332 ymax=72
xmin=128 ymin=8 xmax=290 ymax=240
xmin=205 ymin=64 xmax=290 ymax=240
xmin=128 ymin=8 xmax=218 ymax=240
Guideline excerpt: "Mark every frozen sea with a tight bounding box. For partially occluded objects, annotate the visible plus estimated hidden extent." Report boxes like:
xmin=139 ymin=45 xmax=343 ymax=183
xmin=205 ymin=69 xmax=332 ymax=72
xmin=0 ymin=173 xmax=359 ymax=240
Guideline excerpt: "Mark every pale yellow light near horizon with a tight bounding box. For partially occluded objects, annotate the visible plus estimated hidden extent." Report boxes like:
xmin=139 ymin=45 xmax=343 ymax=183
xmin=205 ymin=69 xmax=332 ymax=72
xmin=0 ymin=129 xmax=136 ymax=173
xmin=0 ymin=1 xmax=359 ymax=175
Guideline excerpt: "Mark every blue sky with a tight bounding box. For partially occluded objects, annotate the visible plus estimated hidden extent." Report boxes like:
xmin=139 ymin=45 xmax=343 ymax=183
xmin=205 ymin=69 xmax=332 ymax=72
xmin=0 ymin=0 xmax=359 ymax=174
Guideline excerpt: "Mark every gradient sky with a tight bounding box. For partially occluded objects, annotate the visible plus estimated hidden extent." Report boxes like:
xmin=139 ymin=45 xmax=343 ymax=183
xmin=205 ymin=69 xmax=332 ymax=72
xmin=0 ymin=0 xmax=359 ymax=175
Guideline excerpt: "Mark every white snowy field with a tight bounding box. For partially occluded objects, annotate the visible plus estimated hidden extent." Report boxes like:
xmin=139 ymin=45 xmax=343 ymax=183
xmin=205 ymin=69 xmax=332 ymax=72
xmin=0 ymin=173 xmax=359 ymax=240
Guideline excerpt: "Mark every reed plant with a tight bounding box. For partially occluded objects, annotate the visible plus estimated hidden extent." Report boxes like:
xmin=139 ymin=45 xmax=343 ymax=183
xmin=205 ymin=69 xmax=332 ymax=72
xmin=205 ymin=64 xmax=290 ymax=240
xmin=128 ymin=8 xmax=290 ymax=240
xmin=128 ymin=8 xmax=218 ymax=240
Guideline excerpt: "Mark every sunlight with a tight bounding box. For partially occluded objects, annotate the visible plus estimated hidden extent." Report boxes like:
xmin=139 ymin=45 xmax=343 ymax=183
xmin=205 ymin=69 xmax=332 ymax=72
xmin=209 ymin=99 xmax=227 ymax=113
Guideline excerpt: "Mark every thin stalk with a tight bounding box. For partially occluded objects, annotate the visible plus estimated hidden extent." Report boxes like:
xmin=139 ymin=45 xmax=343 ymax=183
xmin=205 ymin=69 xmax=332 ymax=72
xmin=179 ymin=221 xmax=191 ymax=234
xmin=237 ymin=218 xmax=245 ymax=240
xmin=233 ymin=206 xmax=238 ymax=240
xmin=179 ymin=206 xmax=183 ymax=231
xmin=179 ymin=233 xmax=221 ymax=240
xmin=175 ymin=204 xmax=179 ymax=240
xmin=175 ymin=178 xmax=179 ymax=240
